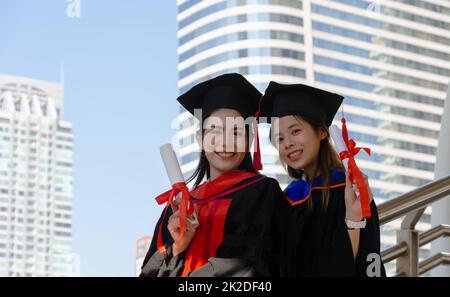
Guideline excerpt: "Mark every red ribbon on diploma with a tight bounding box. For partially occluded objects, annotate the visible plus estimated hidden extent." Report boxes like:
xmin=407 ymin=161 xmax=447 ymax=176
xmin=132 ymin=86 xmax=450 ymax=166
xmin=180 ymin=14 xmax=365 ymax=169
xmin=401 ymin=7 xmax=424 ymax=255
xmin=338 ymin=118 xmax=372 ymax=218
xmin=155 ymin=182 xmax=194 ymax=253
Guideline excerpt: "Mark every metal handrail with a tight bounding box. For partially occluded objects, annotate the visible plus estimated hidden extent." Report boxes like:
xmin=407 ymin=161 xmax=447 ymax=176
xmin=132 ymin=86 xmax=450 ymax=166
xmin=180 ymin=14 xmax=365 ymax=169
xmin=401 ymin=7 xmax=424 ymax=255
xmin=419 ymin=252 xmax=450 ymax=275
xmin=378 ymin=174 xmax=450 ymax=225
xmin=420 ymin=224 xmax=450 ymax=246
xmin=381 ymin=242 xmax=407 ymax=263
xmin=377 ymin=174 xmax=450 ymax=276
xmin=381 ymin=225 xmax=450 ymax=263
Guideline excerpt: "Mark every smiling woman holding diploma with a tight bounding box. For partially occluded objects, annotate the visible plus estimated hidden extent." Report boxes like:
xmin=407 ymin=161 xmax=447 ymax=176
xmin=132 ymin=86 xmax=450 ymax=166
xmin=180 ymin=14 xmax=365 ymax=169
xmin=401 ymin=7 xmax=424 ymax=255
xmin=259 ymin=82 xmax=386 ymax=277
xmin=140 ymin=74 xmax=289 ymax=277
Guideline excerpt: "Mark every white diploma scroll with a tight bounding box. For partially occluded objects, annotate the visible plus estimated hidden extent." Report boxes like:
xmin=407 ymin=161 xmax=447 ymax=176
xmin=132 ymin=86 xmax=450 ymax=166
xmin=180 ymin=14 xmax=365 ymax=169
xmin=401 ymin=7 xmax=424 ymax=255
xmin=159 ymin=143 xmax=199 ymax=227
xmin=160 ymin=143 xmax=185 ymax=185
xmin=329 ymin=125 xmax=349 ymax=171
xmin=329 ymin=125 xmax=360 ymax=197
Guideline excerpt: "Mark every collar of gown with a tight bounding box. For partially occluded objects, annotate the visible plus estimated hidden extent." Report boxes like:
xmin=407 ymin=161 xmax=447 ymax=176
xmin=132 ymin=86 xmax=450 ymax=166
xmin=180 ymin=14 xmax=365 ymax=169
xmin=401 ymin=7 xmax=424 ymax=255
xmin=284 ymin=170 xmax=346 ymax=203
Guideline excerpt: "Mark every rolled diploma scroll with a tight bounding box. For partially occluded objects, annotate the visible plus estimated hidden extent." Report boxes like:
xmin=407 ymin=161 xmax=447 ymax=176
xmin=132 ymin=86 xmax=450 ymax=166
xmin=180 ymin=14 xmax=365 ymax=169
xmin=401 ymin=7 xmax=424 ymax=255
xmin=160 ymin=143 xmax=185 ymax=185
xmin=160 ymin=143 xmax=198 ymax=226
xmin=329 ymin=125 xmax=360 ymax=197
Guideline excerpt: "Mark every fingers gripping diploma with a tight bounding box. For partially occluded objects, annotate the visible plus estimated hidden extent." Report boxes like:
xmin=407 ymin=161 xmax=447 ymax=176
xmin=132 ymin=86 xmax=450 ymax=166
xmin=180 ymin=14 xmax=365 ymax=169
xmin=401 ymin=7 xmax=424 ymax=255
xmin=345 ymin=173 xmax=374 ymax=222
xmin=330 ymin=122 xmax=372 ymax=217
xmin=158 ymin=143 xmax=198 ymax=255
xmin=169 ymin=194 xmax=199 ymax=256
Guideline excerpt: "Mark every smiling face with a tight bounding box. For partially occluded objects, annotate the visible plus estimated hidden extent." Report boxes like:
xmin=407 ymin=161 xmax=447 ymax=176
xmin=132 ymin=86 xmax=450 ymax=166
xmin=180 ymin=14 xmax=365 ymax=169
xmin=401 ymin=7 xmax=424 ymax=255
xmin=197 ymin=108 xmax=249 ymax=179
xmin=271 ymin=115 xmax=326 ymax=179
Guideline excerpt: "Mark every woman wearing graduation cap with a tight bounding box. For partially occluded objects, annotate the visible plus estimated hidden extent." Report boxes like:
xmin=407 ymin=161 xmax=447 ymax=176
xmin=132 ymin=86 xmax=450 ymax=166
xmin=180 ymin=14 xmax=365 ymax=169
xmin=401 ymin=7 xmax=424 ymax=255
xmin=140 ymin=73 xmax=288 ymax=277
xmin=259 ymin=82 xmax=386 ymax=277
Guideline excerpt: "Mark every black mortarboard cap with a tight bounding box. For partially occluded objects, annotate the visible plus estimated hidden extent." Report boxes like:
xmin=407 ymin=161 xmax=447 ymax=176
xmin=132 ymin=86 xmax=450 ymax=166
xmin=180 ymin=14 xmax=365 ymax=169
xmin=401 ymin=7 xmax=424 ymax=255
xmin=259 ymin=81 xmax=344 ymax=126
xmin=177 ymin=73 xmax=262 ymax=120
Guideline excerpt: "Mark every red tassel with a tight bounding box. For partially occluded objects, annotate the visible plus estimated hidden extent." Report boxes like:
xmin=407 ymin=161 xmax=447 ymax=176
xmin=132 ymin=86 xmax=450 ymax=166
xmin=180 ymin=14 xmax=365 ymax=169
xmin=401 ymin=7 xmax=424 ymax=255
xmin=252 ymin=96 xmax=263 ymax=171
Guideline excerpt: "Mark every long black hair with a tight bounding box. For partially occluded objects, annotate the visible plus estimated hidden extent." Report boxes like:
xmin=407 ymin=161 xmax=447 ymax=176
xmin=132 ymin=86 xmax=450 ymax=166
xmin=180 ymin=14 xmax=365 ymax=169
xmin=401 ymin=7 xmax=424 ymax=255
xmin=186 ymin=116 xmax=256 ymax=189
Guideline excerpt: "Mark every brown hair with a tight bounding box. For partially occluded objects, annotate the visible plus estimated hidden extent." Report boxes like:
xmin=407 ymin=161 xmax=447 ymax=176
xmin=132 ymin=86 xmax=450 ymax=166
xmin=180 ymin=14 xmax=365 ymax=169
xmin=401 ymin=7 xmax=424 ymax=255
xmin=272 ymin=115 xmax=343 ymax=208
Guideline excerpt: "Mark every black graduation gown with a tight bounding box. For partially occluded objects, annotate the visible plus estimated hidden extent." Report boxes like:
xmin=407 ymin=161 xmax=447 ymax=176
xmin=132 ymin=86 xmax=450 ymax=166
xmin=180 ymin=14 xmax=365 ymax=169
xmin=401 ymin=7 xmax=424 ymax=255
xmin=283 ymin=170 xmax=386 ymax=277
xmin=140 ymin=170 xmax=288 ymax=277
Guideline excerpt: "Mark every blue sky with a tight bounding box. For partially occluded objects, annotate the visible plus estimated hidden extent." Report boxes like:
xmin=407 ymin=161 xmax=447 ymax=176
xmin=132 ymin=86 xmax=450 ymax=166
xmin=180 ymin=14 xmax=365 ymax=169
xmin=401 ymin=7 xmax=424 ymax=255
xmin=0 ymin=1 xmax=179 ymax=276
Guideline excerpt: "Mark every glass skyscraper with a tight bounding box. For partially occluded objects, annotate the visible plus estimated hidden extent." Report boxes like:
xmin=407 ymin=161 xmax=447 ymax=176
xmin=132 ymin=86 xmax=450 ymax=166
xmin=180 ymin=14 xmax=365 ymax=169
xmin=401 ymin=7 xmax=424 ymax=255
xmin=175 ymin=0 xmax=450 ymax=274
xmin=0 ymin=74 xmax=75 ymax=277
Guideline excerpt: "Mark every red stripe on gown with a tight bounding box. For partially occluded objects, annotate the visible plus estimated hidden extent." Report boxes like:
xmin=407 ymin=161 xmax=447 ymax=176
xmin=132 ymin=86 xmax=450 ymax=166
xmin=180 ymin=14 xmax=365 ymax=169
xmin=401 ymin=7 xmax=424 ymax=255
xmin=176 ymin=171 xmax=262 ymax=276
xmin=180 ymin=198 xmax=232 ymax=276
